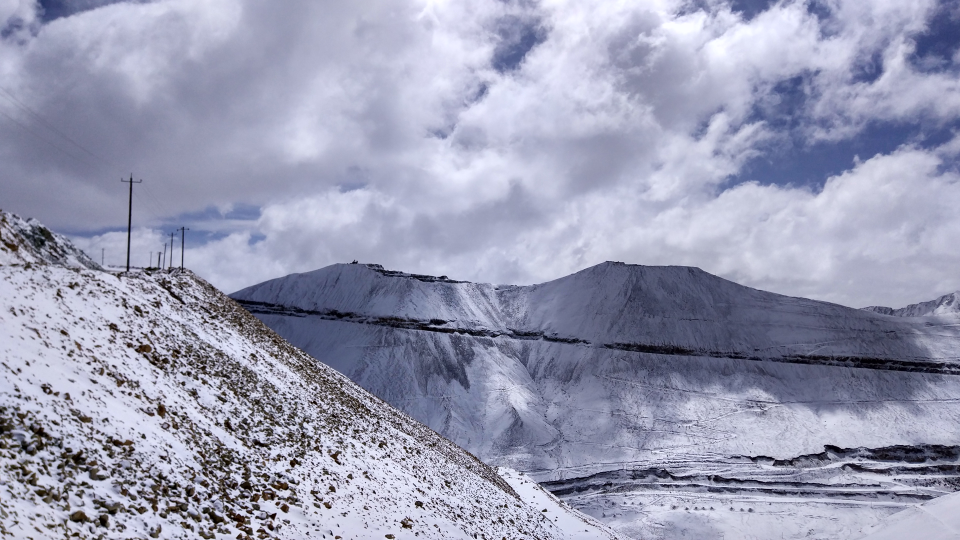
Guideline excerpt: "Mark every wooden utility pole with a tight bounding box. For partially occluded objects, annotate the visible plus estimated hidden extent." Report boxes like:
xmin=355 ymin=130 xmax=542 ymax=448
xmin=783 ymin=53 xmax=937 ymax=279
xmin=178 ymin=226 xmax=189 ymax=270
xmin=168 ymin=233 xmax=175 ymax=270
xmin=121 ymin=174 xmax=142 ymax=272
xmin=162 ymin=243 xmax=167 ymax=269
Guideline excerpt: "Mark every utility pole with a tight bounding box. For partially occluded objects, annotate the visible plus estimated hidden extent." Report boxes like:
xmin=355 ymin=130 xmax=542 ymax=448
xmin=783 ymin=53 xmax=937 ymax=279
xmin=162 ymin=242 xmax=167 ymax=269
xmin=168 ymin=233 xmax=175 ymax=270
xmin=121 ymin=174 xmax=142 ymax=272
xmin=178 ymin=226 xmax=189 ymax=270
xmin=157 ymin=252 xmax=161 ymax=269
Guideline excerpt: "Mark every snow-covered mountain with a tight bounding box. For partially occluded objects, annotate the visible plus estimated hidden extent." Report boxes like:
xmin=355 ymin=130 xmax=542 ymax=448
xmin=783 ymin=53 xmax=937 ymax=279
xmin=233 ymin=262 xmax=960 ymax=539
xmin=0 ymin=211 xmax=622 ymax=540
xmin=864 ymin=291 xmax=960 ymax=317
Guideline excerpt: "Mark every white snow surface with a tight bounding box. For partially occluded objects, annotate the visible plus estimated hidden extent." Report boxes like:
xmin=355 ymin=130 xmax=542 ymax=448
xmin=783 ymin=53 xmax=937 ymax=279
xmin=856 ymin=491 xmax=960 ymax=540
xmin=0 ymin=213 xmax=623 ymax=540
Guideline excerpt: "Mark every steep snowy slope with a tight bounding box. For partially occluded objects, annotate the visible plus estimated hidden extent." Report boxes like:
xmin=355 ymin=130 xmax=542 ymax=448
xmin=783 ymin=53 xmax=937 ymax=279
xmin=0 ymin=212 xmax=622 ymax=540
xmin=233 ymin=262 xmax=960 ymax=539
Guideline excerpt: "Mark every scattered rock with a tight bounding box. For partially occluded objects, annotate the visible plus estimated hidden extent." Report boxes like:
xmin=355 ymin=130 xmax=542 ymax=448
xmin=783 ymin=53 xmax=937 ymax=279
xmin=69 ymin=510 xmax=89 ymax=522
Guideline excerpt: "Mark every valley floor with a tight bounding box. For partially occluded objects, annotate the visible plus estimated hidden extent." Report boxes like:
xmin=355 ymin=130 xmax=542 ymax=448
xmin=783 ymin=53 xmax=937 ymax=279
xmin=548 ymin=446 xmax=960 ymax=539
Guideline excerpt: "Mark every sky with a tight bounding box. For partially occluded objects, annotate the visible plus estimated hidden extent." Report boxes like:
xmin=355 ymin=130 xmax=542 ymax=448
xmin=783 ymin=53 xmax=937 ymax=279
xmin=1 ymin=0 xmax=959 ymax=309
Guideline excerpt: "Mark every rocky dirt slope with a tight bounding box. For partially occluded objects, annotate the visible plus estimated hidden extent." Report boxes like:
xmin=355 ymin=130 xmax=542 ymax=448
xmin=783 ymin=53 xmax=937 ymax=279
xmin=0 ymin=211 xmax=622 ymax=540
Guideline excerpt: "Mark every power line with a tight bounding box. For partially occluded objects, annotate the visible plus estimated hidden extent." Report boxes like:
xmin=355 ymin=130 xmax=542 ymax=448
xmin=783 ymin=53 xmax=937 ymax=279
xmin=139 ymin=181 xmax=180 ymax=222
xmin=0 ymin=107 xmax=98 ymax=168
xmin=132 ymin=189 xmax=166 ymax=225
xmin=0 ymin=86 xmax=195 ymax=247
xmin=0 ymin=86 xmax=106 ymax=163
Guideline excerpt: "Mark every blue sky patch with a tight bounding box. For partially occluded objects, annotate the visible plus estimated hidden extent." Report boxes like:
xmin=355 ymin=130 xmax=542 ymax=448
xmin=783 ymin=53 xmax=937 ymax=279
xmin=37 ymin=0 xmax=129 ymax=22
xmin=223 ymin=203 xmax=262 ymax=221
xmin=732 ymin=118 xmax=960 ymax=189
xmin=492 ymin=15 xmax=546 ymax=73
xmin=728 ymin=0 xmax=777 ymax=21
xmin=910 ymin=0 xmax=960 ymax=73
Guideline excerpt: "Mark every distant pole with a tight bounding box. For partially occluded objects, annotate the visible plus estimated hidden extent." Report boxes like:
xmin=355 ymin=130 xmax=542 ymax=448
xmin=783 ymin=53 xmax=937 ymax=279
xmin=162 ymin=243 xmax=167 ymax=269
xmin=157 ymin=251 xmax=161 ymax=268
xmin=121 ymin=174 xmax=142 ymax=272
xmin=178 ymin=226 xmax=190 ymax=270
xmin=101 ymin=248 xmax=104 ymax=266
xmin=168 ymin=233 xmax=175 ymax=270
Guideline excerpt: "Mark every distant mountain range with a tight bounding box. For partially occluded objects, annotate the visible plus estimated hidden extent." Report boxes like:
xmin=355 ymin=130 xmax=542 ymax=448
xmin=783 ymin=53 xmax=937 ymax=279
xmin=864 ymin=291 xmax=960 ymax=317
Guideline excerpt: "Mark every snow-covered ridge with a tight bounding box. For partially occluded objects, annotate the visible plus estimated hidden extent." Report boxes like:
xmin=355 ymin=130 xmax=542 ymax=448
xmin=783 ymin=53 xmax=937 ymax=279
xmin=233 ymin=261 xmax=960 ymax=368
xmin=0 ymin=210 xmax=100 ymax=269
xmin=0 ymin=212 xmax=623 ymax=540
xmin=864 ymin=291 xmax=960 ymax=317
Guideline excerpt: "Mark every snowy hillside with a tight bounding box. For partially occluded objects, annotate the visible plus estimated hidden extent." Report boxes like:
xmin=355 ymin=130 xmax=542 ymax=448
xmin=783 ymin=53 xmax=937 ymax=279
xmin=233 ymin=262 xmax=960 ymax=539
xmin=0 ymin=211 xmax=622 ymax=540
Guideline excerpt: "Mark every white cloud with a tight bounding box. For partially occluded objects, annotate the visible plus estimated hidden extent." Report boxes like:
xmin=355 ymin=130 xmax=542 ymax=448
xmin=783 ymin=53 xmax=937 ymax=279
xmin=5 ymin=0 xmax=960 ymax=308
